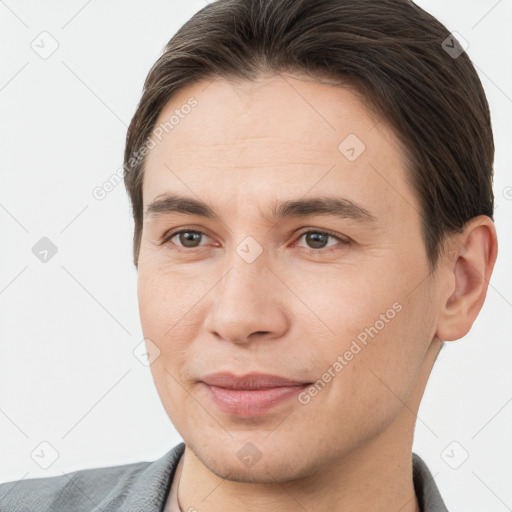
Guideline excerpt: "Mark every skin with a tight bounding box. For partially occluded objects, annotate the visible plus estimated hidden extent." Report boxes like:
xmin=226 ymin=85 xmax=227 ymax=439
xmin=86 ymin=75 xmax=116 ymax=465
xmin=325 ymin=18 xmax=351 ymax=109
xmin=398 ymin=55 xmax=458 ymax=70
xmin=137 ymin=73 xmax=497 ymax=512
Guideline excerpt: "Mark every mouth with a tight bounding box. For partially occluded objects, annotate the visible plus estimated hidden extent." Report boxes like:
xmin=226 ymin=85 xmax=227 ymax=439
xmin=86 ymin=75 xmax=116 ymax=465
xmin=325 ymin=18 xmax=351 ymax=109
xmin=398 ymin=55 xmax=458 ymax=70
xmin=199 ymin=372 xmax=312 ymax=417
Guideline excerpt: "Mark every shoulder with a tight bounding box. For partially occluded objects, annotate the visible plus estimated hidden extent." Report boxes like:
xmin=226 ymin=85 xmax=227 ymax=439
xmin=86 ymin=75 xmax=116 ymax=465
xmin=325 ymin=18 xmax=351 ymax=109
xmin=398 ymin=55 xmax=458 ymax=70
xmin=0 ymin=461 xmax=148 ymax=511
xmin=0 ymin=442 xmax=186 ymax=512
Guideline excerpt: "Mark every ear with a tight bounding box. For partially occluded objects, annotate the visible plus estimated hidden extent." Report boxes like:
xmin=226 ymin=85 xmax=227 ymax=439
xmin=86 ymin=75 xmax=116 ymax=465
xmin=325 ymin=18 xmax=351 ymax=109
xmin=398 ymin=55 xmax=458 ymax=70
xmin=436 ymin=215 xmax=498 ymax=342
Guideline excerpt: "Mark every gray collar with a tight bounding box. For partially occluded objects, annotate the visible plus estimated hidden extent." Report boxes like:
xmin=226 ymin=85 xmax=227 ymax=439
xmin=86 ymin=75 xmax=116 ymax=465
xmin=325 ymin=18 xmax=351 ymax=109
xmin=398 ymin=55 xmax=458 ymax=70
xmin=413 ymin=452 xmax=449 ymax=512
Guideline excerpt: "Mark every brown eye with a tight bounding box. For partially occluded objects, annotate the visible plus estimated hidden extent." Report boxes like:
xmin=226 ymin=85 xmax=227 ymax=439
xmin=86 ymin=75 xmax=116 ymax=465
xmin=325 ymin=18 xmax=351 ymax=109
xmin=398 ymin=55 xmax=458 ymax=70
xmin=167 ymin=230 xmax=208 ymax=248
xmin=296 ymin=230 xmax=348 ymax=251
xmin=303 ymin=232 xmax=330 ymax=249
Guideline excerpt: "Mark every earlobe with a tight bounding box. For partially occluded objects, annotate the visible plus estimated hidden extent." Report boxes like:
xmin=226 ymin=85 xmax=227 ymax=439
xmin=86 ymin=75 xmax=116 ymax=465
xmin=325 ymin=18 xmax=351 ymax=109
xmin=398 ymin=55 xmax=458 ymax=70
xmin=435 ymin=216 xmax=498 ymax=342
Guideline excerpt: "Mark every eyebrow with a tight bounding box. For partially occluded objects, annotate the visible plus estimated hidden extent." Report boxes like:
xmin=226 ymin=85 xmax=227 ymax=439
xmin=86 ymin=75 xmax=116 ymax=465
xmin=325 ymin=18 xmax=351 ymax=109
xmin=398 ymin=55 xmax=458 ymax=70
xmin=144 ymin=194 xmax=377 ymax=223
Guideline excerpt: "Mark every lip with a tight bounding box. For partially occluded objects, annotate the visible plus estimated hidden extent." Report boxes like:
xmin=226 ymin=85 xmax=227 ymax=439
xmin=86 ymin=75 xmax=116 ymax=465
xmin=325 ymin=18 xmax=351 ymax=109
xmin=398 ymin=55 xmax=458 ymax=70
xmin=199 ymin=372 xmax=311 ymax=417
xmin=201 ymin=372 xmax=310 ymax=389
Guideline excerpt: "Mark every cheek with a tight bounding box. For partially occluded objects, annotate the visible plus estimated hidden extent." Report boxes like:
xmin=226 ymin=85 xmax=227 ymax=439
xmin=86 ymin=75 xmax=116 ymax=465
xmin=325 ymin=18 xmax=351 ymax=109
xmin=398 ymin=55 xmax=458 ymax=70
xmin=338 ymin=296 xmax=431 ymax=426
xmin=281 ymin=263 xmax=398 ymax=346
xmin=137 ymin=262 xmax=214 ymax=401
xmin=137 ymin=261 xmax=206 ymax=336
xmin=137 ymin=266 xmax=203 ymax=432
xmin=292 ymin=262 xmax=431 ymax=423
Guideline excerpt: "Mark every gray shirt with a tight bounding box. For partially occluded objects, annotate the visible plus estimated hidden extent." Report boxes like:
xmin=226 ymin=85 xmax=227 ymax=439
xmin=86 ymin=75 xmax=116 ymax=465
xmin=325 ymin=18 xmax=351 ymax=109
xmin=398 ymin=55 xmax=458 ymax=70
xmin=0 ymin=442 xmax=449 ymax=511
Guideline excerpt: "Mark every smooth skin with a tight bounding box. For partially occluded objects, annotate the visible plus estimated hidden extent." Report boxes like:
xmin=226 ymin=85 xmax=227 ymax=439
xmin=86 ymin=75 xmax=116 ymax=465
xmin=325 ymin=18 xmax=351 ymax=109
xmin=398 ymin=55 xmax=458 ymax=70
xmin=137 ymin=73 xmax=497 ymax=512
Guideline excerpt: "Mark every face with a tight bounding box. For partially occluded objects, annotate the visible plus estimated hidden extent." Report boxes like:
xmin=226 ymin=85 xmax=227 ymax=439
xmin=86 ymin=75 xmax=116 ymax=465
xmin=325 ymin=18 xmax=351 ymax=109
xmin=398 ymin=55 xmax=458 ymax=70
xmin=137 ymin=73 xmax=441 ymax=482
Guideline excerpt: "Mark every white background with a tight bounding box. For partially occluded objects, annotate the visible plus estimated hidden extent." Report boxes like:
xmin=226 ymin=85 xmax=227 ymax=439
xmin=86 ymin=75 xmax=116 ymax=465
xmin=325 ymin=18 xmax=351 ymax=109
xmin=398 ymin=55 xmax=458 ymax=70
xmin=0 ymin=1 xmax=511 ymax=510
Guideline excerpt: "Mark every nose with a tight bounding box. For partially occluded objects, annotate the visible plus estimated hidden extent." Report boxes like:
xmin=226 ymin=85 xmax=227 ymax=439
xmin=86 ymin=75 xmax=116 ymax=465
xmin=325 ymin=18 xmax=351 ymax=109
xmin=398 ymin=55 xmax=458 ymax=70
xmin=203 ymin=256 xmax=289 ymax=345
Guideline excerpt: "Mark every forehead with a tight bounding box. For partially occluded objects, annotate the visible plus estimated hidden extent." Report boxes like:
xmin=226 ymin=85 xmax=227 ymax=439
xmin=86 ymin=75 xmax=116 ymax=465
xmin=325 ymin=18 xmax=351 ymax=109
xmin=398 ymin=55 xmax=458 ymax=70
xmin=142 ymin=73 xmax=416 ymax=223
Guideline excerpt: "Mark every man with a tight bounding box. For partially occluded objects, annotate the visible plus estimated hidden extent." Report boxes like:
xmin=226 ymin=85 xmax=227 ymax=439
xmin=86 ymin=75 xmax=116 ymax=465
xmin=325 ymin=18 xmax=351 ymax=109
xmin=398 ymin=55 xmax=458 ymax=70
xmin=0 ymin=0 xmax=498 ymax=511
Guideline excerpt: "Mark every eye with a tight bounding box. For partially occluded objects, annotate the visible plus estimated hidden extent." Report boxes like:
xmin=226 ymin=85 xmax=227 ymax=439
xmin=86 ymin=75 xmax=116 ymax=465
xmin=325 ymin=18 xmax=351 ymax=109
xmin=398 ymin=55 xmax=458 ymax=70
xmin=161 ymin=228 xmax=350 ymax=253
xmin=163 ymin=229 xmax=211 ymax=249
xmin=294 ymin=229 xmax=350 ymax=251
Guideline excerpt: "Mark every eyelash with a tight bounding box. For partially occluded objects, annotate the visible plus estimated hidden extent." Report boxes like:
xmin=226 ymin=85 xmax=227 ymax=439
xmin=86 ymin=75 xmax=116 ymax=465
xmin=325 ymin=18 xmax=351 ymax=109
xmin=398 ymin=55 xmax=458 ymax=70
xmin=160 ymin=227 xmax=351 ymax=254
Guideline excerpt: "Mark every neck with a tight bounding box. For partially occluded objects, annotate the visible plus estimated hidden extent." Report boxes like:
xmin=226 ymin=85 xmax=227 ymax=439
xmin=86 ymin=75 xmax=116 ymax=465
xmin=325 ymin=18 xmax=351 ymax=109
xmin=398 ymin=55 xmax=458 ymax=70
xmin=176 ymin=339 xmax=441 ymax=512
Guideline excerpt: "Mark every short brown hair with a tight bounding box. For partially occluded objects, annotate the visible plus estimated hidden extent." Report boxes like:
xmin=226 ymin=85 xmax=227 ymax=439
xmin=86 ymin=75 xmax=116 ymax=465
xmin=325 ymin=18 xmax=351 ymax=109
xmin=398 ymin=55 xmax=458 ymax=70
xmin=124 ymin=0 xmax=494 ymax=269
